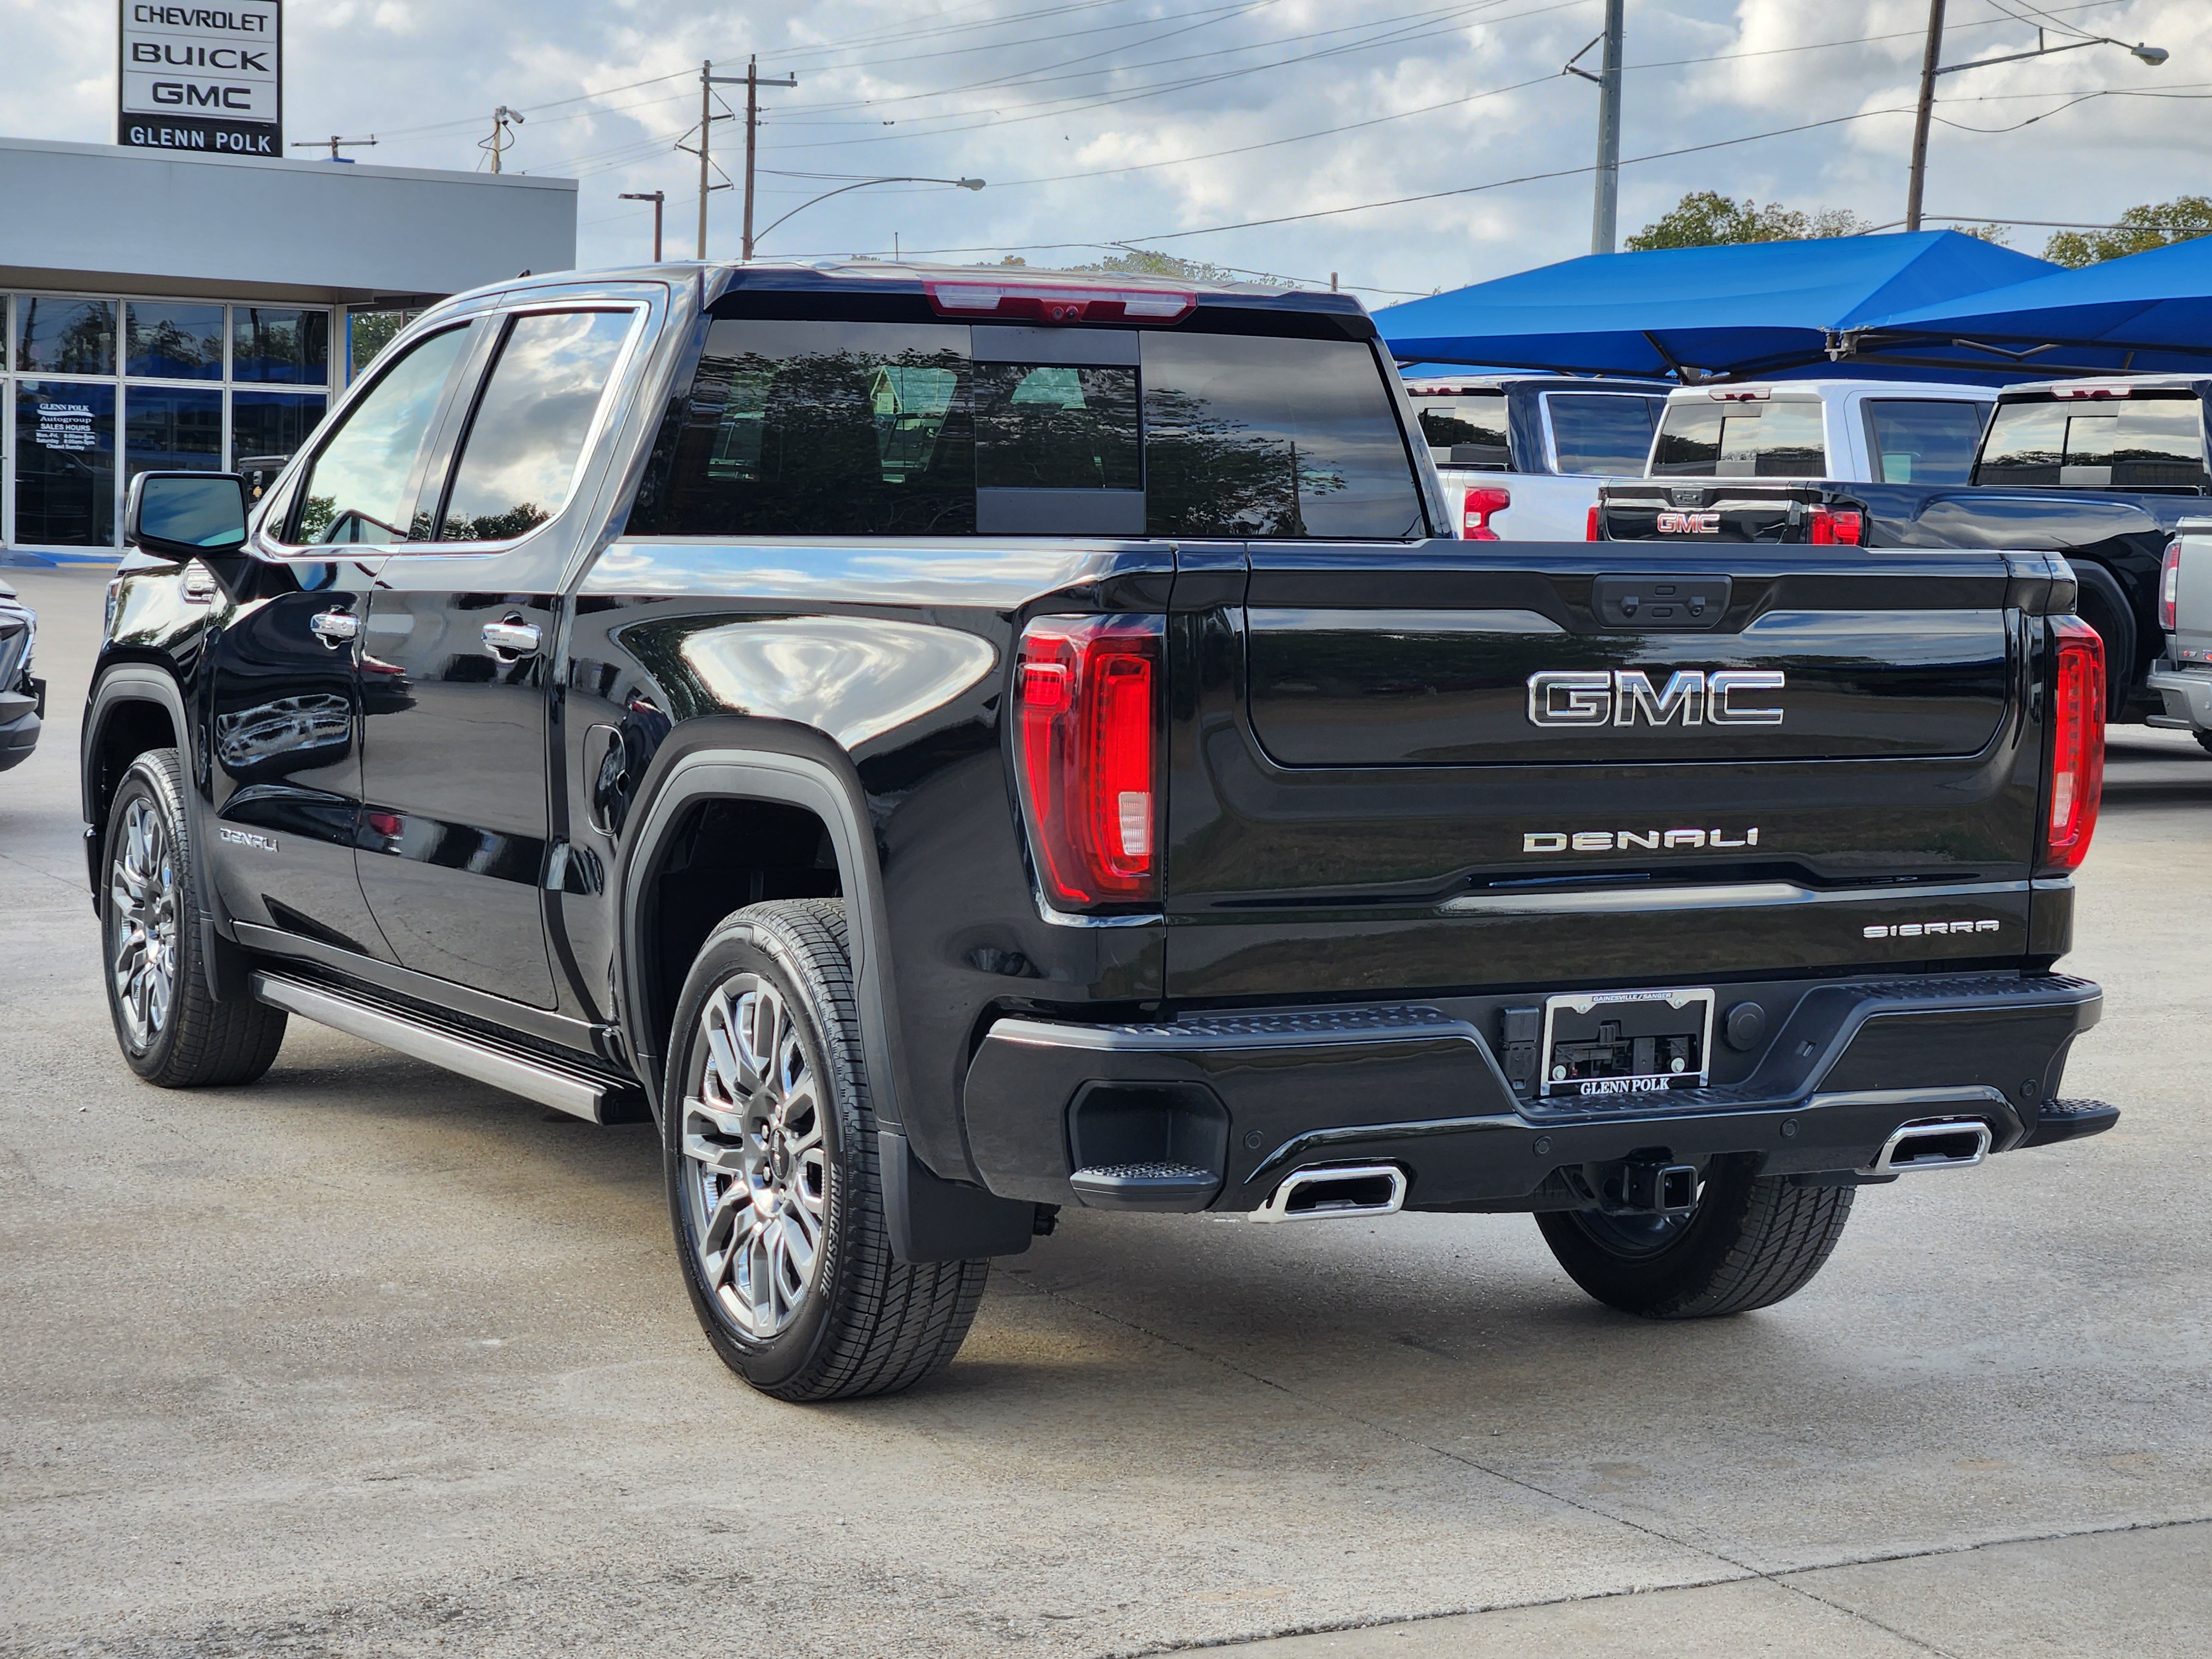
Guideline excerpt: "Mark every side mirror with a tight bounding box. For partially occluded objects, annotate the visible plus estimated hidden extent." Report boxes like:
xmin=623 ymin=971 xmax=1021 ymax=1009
xmin=125 ymin=471 xmax=251 ymax=560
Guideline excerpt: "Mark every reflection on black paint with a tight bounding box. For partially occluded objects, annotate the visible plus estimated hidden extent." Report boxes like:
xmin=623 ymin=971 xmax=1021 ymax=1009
xmin=358 ymin=807 xmax=545 ymax=885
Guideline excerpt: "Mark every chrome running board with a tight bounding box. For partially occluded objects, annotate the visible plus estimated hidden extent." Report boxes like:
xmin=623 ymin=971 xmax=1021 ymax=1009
xmin=251 ymin=970 xmax=648 ymax=1125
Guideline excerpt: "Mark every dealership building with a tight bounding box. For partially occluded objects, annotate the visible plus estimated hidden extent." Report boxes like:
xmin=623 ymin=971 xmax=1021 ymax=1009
xmin=0 ymin=136 xmax=576 ymax=563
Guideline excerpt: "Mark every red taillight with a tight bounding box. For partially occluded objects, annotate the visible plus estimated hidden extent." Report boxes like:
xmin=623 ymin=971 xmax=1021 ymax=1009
xmin=1585 ymin=503 xmax=1602 ymax=541
xmin=2159 ymin=537 xmax=2181 ymax=633
xmin=1461 ymin=486 xmax=1509 ymax=541
xmin=2043 ymin=615 xmax=2106 ymax=873
xmin=1807 ymin=506 xmax=1864 ymax=545
xmin=1014 ymin=616 xmax=1161 ymax=907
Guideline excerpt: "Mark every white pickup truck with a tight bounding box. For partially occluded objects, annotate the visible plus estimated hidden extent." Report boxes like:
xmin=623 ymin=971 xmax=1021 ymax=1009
xmin=1401 ymin=372 xmax=1668 ymax=539
xmin=2148 ymin=517 xmax=2212 ymax=752
xmin=1609 ymin=377 xmax=1996 ymax=505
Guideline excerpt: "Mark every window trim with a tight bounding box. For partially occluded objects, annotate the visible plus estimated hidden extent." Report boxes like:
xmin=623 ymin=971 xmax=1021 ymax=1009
xmin=274 ymin=319 xmax=480 ymax=552
xmin=401 ymin=300 xmax=651 ymax=556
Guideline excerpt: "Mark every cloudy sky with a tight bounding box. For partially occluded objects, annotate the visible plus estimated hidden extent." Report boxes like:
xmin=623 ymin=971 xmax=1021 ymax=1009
xmin=6 ymin=0 xmax=2206 ymax=299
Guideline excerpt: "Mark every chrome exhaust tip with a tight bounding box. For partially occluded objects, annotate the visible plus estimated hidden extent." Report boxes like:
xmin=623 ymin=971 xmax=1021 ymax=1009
xmin=1865 ymin=1118 xmax=1994 ymax=1176
xmin=1251 ymin=1164 xmax=1407 ymax=1224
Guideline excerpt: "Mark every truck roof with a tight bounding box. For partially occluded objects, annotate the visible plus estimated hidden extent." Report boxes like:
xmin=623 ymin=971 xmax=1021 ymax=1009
xmin=1400 ymin=372 xmax=1669 ymax=394
xmin=1657 ymin=378 xmax=1994 ymax=403
xmin=1996 ymin=372 xmax=2212 ymax=400
xmin=458 ymin=258 xmax=1380 ymax=332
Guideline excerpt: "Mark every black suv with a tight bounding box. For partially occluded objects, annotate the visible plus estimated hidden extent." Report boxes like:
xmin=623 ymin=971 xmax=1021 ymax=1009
xmin=85 ymin=263 xmax=2116 ymax=1400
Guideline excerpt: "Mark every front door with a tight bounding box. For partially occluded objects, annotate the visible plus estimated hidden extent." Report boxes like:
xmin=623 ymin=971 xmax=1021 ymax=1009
xmin=205 ymin=319 xmax=481 ymax=957
xmin=356 ymin=306 xmax=638 ymax=1009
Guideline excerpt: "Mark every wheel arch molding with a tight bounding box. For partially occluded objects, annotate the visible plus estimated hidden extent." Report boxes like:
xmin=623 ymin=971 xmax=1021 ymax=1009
xmin=82 ymin=665 xmax=249 ymax=1001
xmin=616 ymin=719 xmax=912 ymax=1140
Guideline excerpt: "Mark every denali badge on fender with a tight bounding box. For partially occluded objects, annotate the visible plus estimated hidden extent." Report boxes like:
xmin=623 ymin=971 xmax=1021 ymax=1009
xmin=1527 ymin=669 xmax=1785 ymax=728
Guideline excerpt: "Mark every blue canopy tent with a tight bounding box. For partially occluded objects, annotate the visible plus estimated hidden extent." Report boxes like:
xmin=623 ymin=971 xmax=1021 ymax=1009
xmin=1837 ymin=233 xmax=2212 ymax=378
xmin=1376 ymin=231 xmax=2056 ymax=383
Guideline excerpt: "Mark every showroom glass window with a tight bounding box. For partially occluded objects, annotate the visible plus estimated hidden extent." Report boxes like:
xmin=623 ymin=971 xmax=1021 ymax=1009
xmin=3 ymin=293 xmax=333 ymax=552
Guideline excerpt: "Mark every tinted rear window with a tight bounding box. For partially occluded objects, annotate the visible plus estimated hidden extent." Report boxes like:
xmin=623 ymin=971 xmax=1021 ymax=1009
xmin=1413 ymin=392 xmax=1507 ymax=469
xmin=1978 ymin=394 xmax=2208 ymax=489
xmin=634 ymin=321 xmax=1423 ymax=538
xmin=1864 ymin=398 xmax=1987 ymax=484
xmin=1547 ymin=392 xmax=1662 ymax=474
xmin=1651 ymin=399 xmax=1825 ymax=477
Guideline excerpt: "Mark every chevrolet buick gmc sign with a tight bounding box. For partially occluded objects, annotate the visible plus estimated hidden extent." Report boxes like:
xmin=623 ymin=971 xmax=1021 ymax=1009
xmin=118 ymin=1 xmax=283 ymax=156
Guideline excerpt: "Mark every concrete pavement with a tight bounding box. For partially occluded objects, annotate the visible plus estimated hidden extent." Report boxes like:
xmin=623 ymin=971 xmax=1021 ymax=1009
xmin=2 ymin=565 xmax=2206 ymax=1657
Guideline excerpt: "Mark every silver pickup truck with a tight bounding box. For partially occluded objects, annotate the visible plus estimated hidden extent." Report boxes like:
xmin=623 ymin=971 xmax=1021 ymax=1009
xmin=2147 ymin=518 xmax=2212 ymax=751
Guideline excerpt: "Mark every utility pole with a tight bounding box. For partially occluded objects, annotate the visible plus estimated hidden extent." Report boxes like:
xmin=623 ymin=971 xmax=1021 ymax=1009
xmin=742 ymin=56 xmax=796 ymax=262
xmin=1590 ymin=0 xmax=1625 ymax=254
xmin=1905 ymin=0 xmax=1947 ymax=233
xmin=688 ymin=58 xmax=795 ymax=260
xmin=290 ymin=134 xmax=377 ymax=161
xmin=619 ymin=191 xmax=666 ymax=261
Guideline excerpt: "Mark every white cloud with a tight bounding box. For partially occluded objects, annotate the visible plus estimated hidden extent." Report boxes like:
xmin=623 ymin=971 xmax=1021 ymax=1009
xmin=1 ymin=0 xmax=2206 ymax=296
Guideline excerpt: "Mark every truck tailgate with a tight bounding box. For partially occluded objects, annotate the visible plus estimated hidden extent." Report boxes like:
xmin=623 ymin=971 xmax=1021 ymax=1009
xmin=1162 ymin=541 xmax=2048 ymax=1001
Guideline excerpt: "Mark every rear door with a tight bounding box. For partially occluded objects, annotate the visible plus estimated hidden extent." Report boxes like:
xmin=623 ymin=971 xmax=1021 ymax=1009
xmin=356 ymin=301 xmax=644 ymax=1009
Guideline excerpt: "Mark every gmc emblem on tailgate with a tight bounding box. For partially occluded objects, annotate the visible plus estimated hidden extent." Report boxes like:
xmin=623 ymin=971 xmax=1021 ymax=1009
xmin=1527 ymin=669 xmax=1786 ymax=728
xmin=1656 ymin=510 xmax=1721 ymax=534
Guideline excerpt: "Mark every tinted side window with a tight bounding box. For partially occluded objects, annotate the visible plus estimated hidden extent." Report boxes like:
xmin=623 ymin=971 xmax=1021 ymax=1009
xmin=634 ymin=320 xmax=975 ymax=536
xmin=435 ymin=310 xmax=633 ymax=542
xmin=1547 ymin=393 xmax=1661 ymax=474
xmin=1143 ymin=334 xmax=1424 ymax=539
xmin=289 ymin=326 xmax=470 ymax=545
xmin=1864 ymin=399 xmax=1987 ymax=484
xmin=1979 ymin=396 xmax=2208 ymax=489
xmin=1414 ymin=393 xmax=1507 ymax=468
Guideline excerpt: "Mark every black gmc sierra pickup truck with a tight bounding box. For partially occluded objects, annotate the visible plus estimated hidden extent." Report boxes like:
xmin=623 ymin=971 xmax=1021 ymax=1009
xmin=85 ymin=263 xmax=2116 ymax=1401
xmin=1597 ymin=375 xmax=2212 ymax=721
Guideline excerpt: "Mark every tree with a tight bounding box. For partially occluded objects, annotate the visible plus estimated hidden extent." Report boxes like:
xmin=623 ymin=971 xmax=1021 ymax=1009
xmin=1625 ymin=191 xmax=1869 ymax=251
xmin=2044 ymin=197 xmax=2212 ymax=268
xmin=1072 ymin=248 xmax=1292 ymax=287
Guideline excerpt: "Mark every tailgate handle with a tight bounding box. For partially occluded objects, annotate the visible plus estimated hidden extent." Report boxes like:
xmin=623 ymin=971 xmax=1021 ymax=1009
xmin=1592 ymin=574 xmax=1731 ymax=631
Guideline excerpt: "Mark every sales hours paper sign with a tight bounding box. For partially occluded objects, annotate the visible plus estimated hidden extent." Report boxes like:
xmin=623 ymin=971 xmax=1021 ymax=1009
xmin=118 ymin=2 xmax=284 ymax=157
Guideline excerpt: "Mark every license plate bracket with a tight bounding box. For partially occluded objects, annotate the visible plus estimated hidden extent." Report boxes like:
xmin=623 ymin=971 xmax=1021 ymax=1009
xmin=1541 ymin=987 xmax=1715 ymax=1099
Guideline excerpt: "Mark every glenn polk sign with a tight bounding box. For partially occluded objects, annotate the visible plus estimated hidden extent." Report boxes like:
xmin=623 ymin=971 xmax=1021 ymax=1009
xmin=118 ymin=2 xmax=284 ymax=157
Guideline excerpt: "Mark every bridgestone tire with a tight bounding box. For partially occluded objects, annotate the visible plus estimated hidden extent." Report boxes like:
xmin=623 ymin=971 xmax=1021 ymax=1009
xmin=664 ymin=899 xmax=988 ymax=1401
xmin=1535 ymin=1154 xmax=1853 ymax=1319
xmin=101 ymin=748 xmax=288 ymax=1088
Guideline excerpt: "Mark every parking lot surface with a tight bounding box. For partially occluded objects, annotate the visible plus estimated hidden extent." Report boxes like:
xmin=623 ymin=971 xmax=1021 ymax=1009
xmin=3 ymin=565 xmax=2208 ymax=1657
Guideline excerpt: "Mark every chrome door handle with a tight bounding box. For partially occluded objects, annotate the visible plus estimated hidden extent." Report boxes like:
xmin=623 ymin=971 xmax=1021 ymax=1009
xmin=308 ymin=609 xmax=359 ymax=648
xmin=482 ymin=619 xmax=541 ymax=658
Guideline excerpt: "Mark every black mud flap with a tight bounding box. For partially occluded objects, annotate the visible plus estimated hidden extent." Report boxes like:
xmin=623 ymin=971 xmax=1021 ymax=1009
xmin=880 ymin=1131 xmax=1037 ymax=1263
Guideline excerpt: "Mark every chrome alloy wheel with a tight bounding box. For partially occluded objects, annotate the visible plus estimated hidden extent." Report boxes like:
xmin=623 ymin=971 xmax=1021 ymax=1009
xmin=680 ymin=975 xmax=830 ymax=1338
xmin=109 ymin=795 xmax=180 ymax=1051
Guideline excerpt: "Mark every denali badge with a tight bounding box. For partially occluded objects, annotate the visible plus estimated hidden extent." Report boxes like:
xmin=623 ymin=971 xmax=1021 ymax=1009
xmin=1656 ymin=510 xmax=1721 ymax=534
xmin=1527 ymin=669 xmax=1785 ymax=728
xmin=220 ymin=827 xmax=279 ymax=853
xmin=1525 ymin=828 xmax=1759 ymax=853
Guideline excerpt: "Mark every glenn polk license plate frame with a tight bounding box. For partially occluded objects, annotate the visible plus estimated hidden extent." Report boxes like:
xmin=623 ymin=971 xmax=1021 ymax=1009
xmin=1539 ymin=987 xmax=1717 ymax=1100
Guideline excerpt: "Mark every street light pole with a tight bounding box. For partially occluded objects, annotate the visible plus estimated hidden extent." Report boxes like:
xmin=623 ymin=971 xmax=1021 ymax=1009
xmin=752 ymin=176 xmax=985 ymax=254
xmin=619 ymin=191 xmax=666 ymax=262
xmin=1906 ymin=6 xmax=2167 ymax=233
